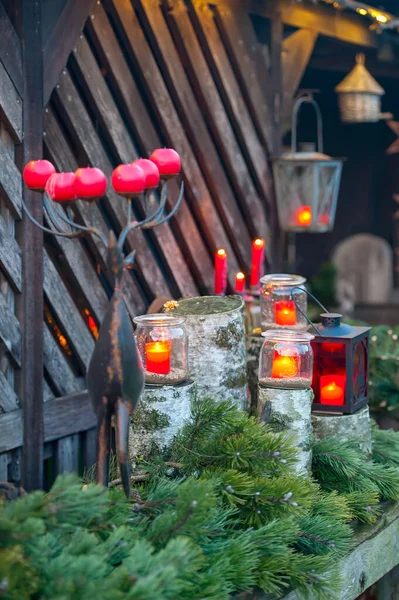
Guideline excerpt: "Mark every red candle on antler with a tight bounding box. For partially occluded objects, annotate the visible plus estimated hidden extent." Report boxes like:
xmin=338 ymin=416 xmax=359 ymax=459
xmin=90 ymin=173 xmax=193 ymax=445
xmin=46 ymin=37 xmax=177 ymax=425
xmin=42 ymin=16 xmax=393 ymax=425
xmin=149 ymin=148 xmax=181 ymax=179
xmin=132 ymin=159 xmax=160 ymax=189
xmin=111 ymin=164 xmax=145 ymax=197
xmin=214 ymin=248 xmax=228 ymax=295
xmin=249 ymin=238 xmax=265 ymax=288
xmin=74 ymin=167 xmax=107 ymax=200
xmin=23 ymin=160 xmax=55 ymax=192
xmin=45 ymin=172 xmax=77 ymax=203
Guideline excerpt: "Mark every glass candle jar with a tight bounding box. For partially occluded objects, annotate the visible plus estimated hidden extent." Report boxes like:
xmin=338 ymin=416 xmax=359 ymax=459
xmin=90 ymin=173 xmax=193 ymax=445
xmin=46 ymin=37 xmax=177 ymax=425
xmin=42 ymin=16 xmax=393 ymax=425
xmin=133 ymin=314 xmax=188 ymax=385
xmin=259 ymin=330 xmax=314 ymax=389
xmin=260 ymin=274 xmax=307 ymax=331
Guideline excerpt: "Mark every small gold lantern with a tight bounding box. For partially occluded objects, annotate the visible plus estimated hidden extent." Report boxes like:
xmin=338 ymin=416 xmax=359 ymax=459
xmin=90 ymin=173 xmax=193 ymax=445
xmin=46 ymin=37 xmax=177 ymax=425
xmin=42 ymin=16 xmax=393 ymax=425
xmin=335 ymin=54 xmax=384 ymax=123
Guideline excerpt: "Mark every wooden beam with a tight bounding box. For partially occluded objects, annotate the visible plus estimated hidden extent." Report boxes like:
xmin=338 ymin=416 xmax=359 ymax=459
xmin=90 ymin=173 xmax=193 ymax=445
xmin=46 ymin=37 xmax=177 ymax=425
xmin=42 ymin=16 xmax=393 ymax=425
xmin=0 ymin=391 xmax=95 ymax=454
xmin=43 ymin=0 xmax=95 ymax=106
xmin=0 ymin=2 xmax=23 ymax=96
xmin=21 ymin=0 xmax=44 ymax=491
xmin=0 ymin=60 xmax=22 ymax=142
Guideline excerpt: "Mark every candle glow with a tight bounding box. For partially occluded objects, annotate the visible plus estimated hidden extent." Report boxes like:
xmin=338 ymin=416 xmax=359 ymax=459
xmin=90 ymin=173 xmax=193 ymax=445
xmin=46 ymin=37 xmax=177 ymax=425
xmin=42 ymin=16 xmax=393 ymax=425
xmin=296 ymin=206 xmax=312 ymax=226
xmin=145 ymin=340 xmax=171 ymax=375
xmin=271 ymin=353 xmax=298 ymax=379
xmin=249 ymin=238 xmax=265 ymax=287
xmin=320 ymin=374 xmax=345 ymax=405
xmin=214 ymin=248 xmax=228 ymax=295
xmin=275 ymin=300 xmax=296 ymax=326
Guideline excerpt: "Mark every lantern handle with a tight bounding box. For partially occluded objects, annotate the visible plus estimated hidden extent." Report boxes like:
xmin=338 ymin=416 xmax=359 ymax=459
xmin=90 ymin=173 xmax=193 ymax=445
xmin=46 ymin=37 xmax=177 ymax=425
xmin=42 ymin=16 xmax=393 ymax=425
xmin=291 ymin=94 xmax=323 ymax=154
xmin=290 ymin=286 xmax=329 ymax=336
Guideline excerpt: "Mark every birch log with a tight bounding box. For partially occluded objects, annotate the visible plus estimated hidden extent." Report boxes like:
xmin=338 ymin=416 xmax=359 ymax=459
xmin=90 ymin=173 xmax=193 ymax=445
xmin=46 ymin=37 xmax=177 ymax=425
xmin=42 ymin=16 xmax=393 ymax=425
xmin=129 ymin=380 xmax=196 ymax=465
xmin=258 ymin=385 xmax=313 ymax=475
xmin=172 ymin=296 xmax=248 ymax=409
xmin=312 ymin=406 xmax=372 ymax=455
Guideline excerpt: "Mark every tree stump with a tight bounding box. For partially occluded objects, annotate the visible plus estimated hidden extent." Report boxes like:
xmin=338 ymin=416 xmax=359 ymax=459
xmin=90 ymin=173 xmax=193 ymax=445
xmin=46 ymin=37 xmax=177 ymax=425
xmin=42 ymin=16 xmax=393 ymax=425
xmin=257 ymin=385 xmax=313 ymax=475
xmin=246 ymin=333 xmax=263 ymax=414
xmin=312 ymin=406 xmax=372 ymax=455
xmin=173 ymin=296 xmax=248 ymax=409
xmin=129 ymin=380 xmax=196 ymax=464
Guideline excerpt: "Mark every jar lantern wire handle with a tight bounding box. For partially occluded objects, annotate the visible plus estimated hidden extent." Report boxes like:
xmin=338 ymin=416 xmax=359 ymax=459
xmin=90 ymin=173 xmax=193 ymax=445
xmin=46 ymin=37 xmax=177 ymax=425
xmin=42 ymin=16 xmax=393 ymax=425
xmin=291 ymin=92 xmax=323 ymax=154
xmin=290 ymin=286 xmax=329 ymax=336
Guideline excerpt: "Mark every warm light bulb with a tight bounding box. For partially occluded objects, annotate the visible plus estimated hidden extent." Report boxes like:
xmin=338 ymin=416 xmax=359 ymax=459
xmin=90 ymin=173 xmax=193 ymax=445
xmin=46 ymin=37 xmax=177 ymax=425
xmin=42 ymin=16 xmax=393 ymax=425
xmin=217 ymin=248 xmax=227 ymax=257
xmin=254 ymin=238 xmax=264 ymax=248
xmin=236 ymin=272 xmax=245 ymax=281
xmin=375 ymin=13 xmax=388 ymax=23
xmin=296 ymin=206 xmax=313 ymax=226
xmin=357 ymin=8 xmax=368 ymax=15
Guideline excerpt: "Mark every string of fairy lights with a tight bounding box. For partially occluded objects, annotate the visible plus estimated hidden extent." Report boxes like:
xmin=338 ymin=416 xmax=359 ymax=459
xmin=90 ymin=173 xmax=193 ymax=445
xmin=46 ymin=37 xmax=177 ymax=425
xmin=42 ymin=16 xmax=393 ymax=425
xmin=317 ymin=0 xmax=399 ymax=31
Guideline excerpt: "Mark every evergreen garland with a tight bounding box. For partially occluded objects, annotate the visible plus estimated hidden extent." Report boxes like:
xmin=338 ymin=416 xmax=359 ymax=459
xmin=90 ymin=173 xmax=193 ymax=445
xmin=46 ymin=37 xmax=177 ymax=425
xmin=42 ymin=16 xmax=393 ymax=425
xmin=2 ymin=399 xmax=399 ymax=599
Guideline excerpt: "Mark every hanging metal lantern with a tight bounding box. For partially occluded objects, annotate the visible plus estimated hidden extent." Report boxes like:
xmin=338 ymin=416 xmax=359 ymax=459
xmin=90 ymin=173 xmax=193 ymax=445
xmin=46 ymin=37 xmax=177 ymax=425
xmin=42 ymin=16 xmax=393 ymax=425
xmin=272 ymin=94 xmax=344 ymax=233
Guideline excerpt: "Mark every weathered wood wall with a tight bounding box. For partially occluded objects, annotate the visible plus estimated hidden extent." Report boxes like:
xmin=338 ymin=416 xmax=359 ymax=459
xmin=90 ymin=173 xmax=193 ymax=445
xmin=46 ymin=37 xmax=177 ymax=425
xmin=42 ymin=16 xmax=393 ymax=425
xmin=0 ymin=0 xmax=285 ymax=488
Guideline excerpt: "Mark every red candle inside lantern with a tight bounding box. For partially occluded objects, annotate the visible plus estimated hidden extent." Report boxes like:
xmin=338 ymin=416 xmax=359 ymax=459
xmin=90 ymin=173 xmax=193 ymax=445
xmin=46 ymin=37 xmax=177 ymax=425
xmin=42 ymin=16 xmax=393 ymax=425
xmin=214 ymin=248 xmax=228 ymax=295
xmin=320 ymin=374 xmax=345 ymax=405
xmin=145 ymin=340 xmax=171 ymax=375
xmin=249 ymin=238 xmax=265 ymax=288
xmin=296 ymin=206 xmax=312 ymax=227
xmin=275 ymin=300 xmax=296 ymax=326
xmin=235 ymin=272 xmax=245 ymax=293
xmin=271 ymin=351 xmax=299 ymax=379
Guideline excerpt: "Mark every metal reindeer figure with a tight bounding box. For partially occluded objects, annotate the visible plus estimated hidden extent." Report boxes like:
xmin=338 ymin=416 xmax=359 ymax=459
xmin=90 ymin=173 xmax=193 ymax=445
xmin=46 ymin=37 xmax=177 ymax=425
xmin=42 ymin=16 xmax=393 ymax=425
xmin=22 ymin=154 xmax=184 ymax=496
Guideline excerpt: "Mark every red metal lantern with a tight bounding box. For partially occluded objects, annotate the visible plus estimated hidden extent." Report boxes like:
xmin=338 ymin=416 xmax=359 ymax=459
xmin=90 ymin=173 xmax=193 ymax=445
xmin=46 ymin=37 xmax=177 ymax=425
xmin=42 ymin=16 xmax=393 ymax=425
xmin=311 ymin=313 xmax=371 ymax=414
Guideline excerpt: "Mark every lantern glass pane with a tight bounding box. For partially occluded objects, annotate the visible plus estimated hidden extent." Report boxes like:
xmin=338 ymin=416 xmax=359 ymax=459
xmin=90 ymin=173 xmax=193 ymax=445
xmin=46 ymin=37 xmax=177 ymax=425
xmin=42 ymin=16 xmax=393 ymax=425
xmin=312 ymin=340 xmax=347 ymax=406
xmin=273 ymin=161 xmax=317 ymax=231
xmin=315 ymin=164 xmax=341 ymax=231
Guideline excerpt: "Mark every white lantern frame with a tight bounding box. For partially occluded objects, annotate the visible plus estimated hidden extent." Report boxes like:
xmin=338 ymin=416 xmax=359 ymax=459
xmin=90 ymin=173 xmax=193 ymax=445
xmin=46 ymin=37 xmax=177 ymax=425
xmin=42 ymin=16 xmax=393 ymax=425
xmin=272 ymin=94 xmax=344 ymax=233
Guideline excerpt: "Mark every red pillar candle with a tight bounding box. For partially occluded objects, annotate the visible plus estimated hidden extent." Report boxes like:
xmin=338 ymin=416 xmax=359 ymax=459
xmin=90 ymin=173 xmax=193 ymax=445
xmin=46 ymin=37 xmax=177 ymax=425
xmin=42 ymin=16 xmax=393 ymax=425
xmin=145 ymin=341 xmax=171 ymax=375
xmin=235 ymin=272 xmax=245 ymax=293
xmin=271 ymin=352 xmax=299 ymax=379
xmin=214 ymin=248 xmax=228 ymax=295
xmin=249 ymin=239 xmax=265 ymax=287
xmin=320 ymin=374 xmax=345 ymax=405
xmin=296 ymin=206 xmax=312 ymax=227
xmin=275 ymin=300 xmax=297 ymax=326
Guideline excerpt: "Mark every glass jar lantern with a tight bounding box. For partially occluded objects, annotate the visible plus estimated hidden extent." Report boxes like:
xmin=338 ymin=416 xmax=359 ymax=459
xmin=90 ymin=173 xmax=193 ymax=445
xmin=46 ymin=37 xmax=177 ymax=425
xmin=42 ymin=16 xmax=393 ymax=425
xmin=259 ymin=330 xmax=314 ymax=390
xmin=260 ymin=274 xmax=307 ymax=331
xmin=133 ymin=314 xmax=188 ymax=385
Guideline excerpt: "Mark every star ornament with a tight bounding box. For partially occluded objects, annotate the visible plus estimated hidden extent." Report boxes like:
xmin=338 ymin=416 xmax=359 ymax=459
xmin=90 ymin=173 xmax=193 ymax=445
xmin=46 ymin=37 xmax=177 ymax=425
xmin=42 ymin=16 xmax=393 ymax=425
xmin=386 ymin=120 xmax=399 ymax=154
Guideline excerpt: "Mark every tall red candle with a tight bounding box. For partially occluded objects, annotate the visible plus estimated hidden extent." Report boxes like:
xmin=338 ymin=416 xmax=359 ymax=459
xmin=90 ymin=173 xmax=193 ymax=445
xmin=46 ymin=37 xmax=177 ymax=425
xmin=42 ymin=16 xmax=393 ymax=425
xmin=214 ymin=249 xmax=228 ymax=295
xmin=235 ymin=272 xmax=245 ymax=293
xmin=249 ymin=238 xmax=265 ymax=288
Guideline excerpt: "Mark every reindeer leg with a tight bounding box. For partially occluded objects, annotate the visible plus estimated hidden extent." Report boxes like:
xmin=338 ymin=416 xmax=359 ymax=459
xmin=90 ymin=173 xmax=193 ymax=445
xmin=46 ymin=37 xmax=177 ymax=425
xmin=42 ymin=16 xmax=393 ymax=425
xmin=115 ymin=398 xmax=131 ymax=498
xmin=97 ymin=400 xmax=111 ymax=488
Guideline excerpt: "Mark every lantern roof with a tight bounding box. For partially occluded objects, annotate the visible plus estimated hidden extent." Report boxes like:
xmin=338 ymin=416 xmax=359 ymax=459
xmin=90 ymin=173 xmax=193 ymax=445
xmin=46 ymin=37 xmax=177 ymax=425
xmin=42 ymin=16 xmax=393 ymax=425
xmin=335 ymin=53 xmax=384 ymax=96
xmin=276 ymin=151 xmax=334 ymax=161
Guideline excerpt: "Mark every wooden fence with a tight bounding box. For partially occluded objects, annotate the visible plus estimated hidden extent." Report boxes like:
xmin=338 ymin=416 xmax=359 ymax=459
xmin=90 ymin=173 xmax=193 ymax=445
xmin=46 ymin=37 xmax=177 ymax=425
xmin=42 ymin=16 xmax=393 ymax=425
xmin=0 ymin=0 xmax=325 ymax=490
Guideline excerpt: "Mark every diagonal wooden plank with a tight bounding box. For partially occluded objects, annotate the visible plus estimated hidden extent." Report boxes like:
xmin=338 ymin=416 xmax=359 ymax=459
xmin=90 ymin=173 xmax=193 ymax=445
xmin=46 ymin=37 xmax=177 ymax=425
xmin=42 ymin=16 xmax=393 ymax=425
xmin=0 ymin=213 xmax=21 ymax=291
xmin=282 ymin=29 xmax=318 ymax=125
xmin=0 ymin=136 xmax=22 ymax=218
xmin=112 ymin=0 xmax=241 ymax=286
xmin=135 ymin=0 xmax=251 ymax=270
xmin=87 ymin=4 xmax=208 ymax=294
xmin=0 ymin=61 xmax=22 ymax=142
xmin=44 ymin=249 xmax=95 ymax=371
xmin=0 ymin=3 xmax=23 ymax=96
xmin=0 ymin=291 xmax=21 ymax=367
xmin=165 ymin=0 xmax=268 ymax=244
xmin=71 ymin=33 xmax=198 ymax=299
xmin=44 ymin=107 xmax=146 ymax=317
xmin=43 ymin=324 xmax=86 ymax=399
xmin=43 ymin=0 xmax=96 ymax=105
xmin=210 ymin=1 xmax=274 ymax=152
xmin=0 ymin=370 xmax=19 ymax=412
xmin=188 ymin=1 xmax=273 ymax=211
xmin=54 ymin=70 xmax=172 ymax=299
